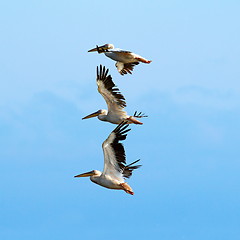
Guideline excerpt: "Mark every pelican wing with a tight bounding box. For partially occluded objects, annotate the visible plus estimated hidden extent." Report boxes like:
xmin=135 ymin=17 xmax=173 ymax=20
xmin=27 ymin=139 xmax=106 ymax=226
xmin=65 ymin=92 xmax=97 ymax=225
xmin=97 ymin=65 xmax=127 ymax=114
xmin=116 ymin=62 xmax=139 ymax=75
xmin=102 ymin=122 xmax=130 ymax=181
xmin=123 ymin=159 xmax=142 ymax=178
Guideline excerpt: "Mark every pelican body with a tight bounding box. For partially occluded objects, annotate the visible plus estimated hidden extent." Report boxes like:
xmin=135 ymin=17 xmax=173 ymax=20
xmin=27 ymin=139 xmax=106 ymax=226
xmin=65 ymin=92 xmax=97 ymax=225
xmin=88 ymin=44 xmax=152 ymax=75
xmin=74 ymin=122 xmax=141 ymax=195
xmin=82 ymin=65 xmax=147 ymax=124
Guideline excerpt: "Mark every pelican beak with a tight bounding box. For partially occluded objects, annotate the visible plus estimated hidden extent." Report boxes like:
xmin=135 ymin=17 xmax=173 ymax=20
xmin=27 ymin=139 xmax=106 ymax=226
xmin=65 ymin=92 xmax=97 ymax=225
xmin=82 ymin=110 xmax=100 ymax=120
xmin=74 ymin=171 xmax=95 ymax=178
xmin=88 ymin=44 xmax=108 ymax=53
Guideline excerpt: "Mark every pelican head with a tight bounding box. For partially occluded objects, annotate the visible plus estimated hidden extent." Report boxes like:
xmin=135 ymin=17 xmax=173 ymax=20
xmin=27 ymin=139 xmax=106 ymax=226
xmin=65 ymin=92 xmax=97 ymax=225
xmin=82 ymin=109 xmax=107 ymax=120
xmin=74 ymin=170 xmax=101 ymax=178
xmin=88 ymin=44 xmax=114 ymax=53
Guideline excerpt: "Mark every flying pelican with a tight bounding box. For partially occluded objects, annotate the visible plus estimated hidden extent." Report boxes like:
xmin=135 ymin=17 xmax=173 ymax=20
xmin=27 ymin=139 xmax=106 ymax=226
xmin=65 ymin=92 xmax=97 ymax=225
xmin=82 ymin=65 xmax=147 ymax=124
xmin=88 ymin=44 xmax=152 ymax=75
xmin=74 ymin=122 xmax=141 ymax=195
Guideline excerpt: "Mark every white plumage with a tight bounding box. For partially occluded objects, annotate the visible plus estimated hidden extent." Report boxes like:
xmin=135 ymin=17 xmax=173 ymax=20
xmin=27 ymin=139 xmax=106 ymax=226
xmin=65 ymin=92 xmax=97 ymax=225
xmin=82 ymin=65 xmax=147 ymax=124
xmin=88 ymin=44 xmax=152 ymax=75
xmin=74 ymin=122 xmax=141 ymax=195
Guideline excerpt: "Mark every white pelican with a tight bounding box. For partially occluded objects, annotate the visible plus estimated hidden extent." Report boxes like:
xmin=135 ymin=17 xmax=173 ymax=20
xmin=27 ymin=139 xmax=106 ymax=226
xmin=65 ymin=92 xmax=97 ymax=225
xmin=82 ymin=65 xmax=147 ymax=124
xmin=74 ymin=122 xmax=141 ymax=195
xmin=88 ymin=44 xmax=152 ymax=75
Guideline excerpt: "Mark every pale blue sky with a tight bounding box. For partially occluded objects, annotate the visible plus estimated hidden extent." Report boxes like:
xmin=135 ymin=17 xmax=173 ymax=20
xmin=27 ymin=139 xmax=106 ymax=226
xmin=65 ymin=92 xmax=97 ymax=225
xmin=1 ymin=1 xmax=240 ymax=239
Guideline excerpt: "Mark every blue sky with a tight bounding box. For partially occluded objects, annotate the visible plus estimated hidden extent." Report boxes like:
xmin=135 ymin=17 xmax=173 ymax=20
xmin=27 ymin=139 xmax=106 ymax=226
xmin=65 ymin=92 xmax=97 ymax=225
xmin=1 ymin=0 xmax=240 ymax=239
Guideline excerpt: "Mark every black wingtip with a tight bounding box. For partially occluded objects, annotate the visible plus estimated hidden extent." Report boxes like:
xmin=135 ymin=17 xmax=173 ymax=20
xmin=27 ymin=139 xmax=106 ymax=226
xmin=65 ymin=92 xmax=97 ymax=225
xmin=97 ymin=64 xmax=109 ymax=82
xmin=133 ymin=111 xmax=148 ymax=118
xmin=123 ymin=159 xmax=142 ymax=178
xmin=96 ymin=66 xmax=126 ymax=108
xmin=112 ymin=122 xmax=131 ymax=142
xmin=113 ymin=121 xmax=130 ymax=134
xmin=126 ymin=159 xmax=141 ymax=167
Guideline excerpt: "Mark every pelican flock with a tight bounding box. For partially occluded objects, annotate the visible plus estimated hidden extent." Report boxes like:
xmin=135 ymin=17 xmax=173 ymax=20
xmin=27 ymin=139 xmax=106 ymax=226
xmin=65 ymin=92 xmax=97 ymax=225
xmin=75 ymin=44 xmax=152 ymax=195
xmin=88 ymin=44 xmax=152 ymax=75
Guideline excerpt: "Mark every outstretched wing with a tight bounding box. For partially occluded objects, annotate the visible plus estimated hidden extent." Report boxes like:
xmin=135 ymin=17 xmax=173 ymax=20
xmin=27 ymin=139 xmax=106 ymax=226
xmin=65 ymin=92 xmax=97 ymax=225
xmin=97 ymin=65 xmax=127 ymax=115
xmin=115 ymin=62 xmax=139 ymax=75
xmin=102 ymin=122 xmax=141 ymax=181
xmin=102 ymin=122 xmax=130 ymax=181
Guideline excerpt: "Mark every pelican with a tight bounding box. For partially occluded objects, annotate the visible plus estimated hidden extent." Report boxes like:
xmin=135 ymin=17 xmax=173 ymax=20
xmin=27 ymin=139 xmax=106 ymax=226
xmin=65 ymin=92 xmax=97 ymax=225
xmin=74 ymin=122 xmax=141 ymax=195
xmin=82 ymin=65 xmax=147 ymax=124
xmin=88 ymin=44 xmax=152 ymax=75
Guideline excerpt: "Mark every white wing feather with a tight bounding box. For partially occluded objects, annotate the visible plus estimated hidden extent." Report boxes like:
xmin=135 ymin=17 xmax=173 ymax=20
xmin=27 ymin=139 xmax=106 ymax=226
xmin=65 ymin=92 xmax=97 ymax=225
xmin=102 ymin=132 xmax=124 ymax=182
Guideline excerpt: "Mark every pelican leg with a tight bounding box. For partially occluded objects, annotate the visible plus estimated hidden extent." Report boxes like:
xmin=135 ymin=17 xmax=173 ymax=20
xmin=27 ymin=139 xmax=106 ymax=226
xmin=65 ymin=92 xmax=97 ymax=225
xmin=127 ymin=116 xmax=143 ymax=125
xmin=135 ymin=57 xmax=152 ymax=64
xmin=120 ymin=183 xmax=134 ymax=195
